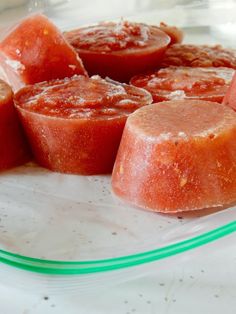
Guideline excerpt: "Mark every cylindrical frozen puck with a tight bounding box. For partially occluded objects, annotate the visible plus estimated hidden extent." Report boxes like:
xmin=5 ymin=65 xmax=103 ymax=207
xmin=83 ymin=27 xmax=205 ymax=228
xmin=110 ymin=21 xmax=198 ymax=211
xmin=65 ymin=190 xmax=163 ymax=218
xmin=112 ymin=100 xmax=236 ymax=212
xmin=14 ymin=75 xmax=152 ymax=175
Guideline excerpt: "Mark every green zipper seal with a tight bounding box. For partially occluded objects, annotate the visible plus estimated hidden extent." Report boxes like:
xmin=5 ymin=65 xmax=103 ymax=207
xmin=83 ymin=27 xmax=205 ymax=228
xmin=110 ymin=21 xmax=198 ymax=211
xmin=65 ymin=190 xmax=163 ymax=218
xmin=0 ymin=221 xmax=235 ymax=275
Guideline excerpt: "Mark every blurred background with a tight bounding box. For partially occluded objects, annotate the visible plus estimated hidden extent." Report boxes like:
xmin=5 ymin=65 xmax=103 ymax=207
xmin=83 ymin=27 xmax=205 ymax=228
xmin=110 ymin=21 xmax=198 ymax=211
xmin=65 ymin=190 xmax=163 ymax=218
xmin=0 ymin=0 xmax=236 ymax=45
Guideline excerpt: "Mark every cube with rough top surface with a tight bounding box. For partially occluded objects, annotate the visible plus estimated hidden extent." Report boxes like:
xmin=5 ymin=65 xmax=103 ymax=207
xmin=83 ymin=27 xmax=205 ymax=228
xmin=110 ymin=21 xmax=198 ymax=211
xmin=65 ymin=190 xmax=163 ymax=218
xmin=0 ymin=14 xmax=87 ymax=91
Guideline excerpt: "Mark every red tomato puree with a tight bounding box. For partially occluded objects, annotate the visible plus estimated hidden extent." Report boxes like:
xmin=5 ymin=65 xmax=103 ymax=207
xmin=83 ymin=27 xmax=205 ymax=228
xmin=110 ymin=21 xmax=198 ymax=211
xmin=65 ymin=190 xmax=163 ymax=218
xmin=112 ymin=100 xmax=236 ymax=212
xmin=0 ymin=14 xmax=87 ymax=91
xmin=130 ymin=66 xmax=235 ymax=103
xmin=65 ymin=21 xmax=170 ymax=82
xmin=223 ymin=72 xmax=236 ymax=111
xmin=161 ymin=44 xmax=236 ymax=69
xmin=14 ymin=75 xmax=152 ymax=175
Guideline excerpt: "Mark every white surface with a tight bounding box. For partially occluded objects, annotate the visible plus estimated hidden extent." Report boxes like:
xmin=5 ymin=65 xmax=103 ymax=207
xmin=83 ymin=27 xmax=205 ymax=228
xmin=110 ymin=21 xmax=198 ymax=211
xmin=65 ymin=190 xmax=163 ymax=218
xmin=0 ymin=233 xmax=236 ymax=313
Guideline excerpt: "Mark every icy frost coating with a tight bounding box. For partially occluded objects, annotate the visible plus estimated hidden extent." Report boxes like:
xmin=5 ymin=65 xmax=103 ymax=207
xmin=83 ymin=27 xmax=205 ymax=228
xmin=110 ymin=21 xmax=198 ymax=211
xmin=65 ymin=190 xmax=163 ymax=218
xmin=15 ymin=75 xmax=152 ymax=119
xmin=65 ymin=21 xmax=156 ymax=52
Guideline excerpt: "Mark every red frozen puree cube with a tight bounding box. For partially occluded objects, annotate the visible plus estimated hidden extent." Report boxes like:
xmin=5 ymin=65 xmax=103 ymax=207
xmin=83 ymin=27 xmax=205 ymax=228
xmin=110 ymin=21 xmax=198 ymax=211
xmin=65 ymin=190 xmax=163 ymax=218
xmin=130 ymin=66 xmax=235 ymax=103
xmin=0 ymin=79 xmax=30 ymax=170
xmin=14 ymin=75 xmax=152 ymax=175
xmin=161 ymin=44 xmax=236 ymax=69
xmin=64 ymin=20 xmax=170 ymax=82
xmin=0 ymin=14 xmax=87 ymax=91
xmin=112 ymin=100 xmax=236 ymax=213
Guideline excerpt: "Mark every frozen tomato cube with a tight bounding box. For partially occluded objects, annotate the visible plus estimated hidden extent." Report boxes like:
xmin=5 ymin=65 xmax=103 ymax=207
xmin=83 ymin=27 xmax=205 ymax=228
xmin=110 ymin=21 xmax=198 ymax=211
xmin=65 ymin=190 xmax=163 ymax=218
xmin=65 ymin=20 xmax=170 ymax=82
xmin=0 ymin=14 xmax=87 ymax=91
xmin=130 ymin=66 xmax=235 ymax=103
xmin=161 ymin=44 xmax=236 ymax=69
xmin=112 ymin=100 xmax=236 ymax=213
xmin=14 ymin=75 xmax=152 ymax=175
